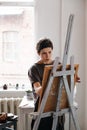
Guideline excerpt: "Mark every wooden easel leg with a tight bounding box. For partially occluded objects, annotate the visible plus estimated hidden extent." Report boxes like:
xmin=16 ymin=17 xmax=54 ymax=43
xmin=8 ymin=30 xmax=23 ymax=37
xmin=52 ymin=78 xmax=64 ymax=130
xmin=63 ymin=77 xmax=80 ymax=130
xmin=69 ymin=110 xmax=72 ymax=130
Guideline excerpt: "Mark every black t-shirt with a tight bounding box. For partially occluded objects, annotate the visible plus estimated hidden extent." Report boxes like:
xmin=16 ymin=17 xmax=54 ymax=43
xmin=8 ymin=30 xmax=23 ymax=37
xmin=28 ymin=62 xmax=53 ymax=102
xmin=28 ymin=63 xmax=45 ymax=86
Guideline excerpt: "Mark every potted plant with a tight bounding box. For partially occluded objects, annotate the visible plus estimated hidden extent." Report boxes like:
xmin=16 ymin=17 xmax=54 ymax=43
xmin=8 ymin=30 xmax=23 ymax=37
xmin=25 ymin=90 xmax=33 ymax=99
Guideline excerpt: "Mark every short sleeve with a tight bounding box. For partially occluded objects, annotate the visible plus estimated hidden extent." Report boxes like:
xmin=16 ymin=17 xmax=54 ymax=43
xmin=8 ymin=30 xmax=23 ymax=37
xmin=28 ymin=65 xmax=42 ymax=86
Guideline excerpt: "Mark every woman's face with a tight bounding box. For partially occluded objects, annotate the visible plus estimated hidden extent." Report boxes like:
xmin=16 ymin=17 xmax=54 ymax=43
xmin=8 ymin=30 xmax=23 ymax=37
xmin=38 ymin=47 xmax=53 ymax=63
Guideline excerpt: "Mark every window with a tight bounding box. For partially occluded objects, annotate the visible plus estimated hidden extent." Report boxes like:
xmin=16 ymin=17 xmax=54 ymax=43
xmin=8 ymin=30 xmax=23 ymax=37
xmin=0 ymin=1 xmax=35 ymax=89
xmin=3 ymin=31 xmax=18 ymax=62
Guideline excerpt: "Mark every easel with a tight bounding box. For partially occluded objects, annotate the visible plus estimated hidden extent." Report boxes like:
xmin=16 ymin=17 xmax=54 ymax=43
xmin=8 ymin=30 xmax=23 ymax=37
xmin=31 ymin=14 xmax=80 ymax=130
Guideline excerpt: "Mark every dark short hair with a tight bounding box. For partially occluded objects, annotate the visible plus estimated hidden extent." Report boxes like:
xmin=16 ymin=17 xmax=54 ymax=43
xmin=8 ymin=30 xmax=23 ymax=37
xmin=36 ymin=38 xmax=53 ymax=53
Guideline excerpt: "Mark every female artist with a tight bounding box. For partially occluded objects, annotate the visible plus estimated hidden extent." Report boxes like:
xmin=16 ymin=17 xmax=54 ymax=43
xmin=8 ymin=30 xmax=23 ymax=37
xmin=28 ymin=38 xmax=65 ymax=130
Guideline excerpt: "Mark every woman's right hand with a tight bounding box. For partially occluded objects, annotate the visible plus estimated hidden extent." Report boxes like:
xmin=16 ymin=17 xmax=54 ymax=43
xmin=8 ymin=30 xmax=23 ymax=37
xmin=33 ymin=82 xmax=42 ymax=96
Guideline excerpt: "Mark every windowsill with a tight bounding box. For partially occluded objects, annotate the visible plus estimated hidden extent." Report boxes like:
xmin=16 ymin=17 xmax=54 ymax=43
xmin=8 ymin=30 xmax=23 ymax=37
xmin=0 ymin=89 xmax=26 ymax=98
xmin=0 ymin=88 xmax=27 ymax=91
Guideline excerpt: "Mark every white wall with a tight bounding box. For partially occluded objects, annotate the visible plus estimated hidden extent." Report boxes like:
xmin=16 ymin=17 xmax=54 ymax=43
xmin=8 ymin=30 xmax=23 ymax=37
xmin=85 ymin=0 xmax=87 ymax=129
xmin=35 ymin=0 xmax=61 ymax=58
xmin=61 ymin=0 xmax=85 ymax=129
xmin=35 ymin=0 xmax=86 ymax=129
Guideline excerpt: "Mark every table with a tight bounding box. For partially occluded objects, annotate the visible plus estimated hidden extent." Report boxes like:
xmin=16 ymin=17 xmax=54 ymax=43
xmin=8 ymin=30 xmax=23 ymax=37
xmin=0 ymin=115 xmax=18 ymax=130
xmin=19 ymin=96 xmax=34 ymax=130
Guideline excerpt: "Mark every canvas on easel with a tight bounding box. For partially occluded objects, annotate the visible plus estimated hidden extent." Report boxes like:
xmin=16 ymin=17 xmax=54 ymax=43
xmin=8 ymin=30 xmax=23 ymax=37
xmin=38 ymin=64 xmax=79 ymax=112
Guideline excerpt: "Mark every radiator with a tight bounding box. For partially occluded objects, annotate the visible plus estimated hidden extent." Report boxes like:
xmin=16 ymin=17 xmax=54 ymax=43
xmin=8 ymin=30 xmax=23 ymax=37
xmin=0 ymin=97 xmax=22 ymax=114
xmin=0 ymin=97 xmax=22 ymax=130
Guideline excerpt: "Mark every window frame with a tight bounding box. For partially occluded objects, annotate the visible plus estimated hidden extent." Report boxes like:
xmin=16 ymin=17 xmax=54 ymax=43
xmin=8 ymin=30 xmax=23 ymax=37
xmin=0 ymin=0 xmax=35 ymax=90
xmin=0 ymin=0 xmax=35 ymax=7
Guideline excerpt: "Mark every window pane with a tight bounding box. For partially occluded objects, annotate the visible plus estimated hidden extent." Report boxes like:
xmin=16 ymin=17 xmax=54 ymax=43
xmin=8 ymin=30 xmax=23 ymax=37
xmin=3 ymin=31 xmax=18 ymax=62
xmin=0 ymin=5 xmax=35 ymax=89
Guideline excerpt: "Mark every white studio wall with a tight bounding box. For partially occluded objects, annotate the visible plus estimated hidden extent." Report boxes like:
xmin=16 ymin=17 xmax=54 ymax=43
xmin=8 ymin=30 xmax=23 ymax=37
xmin=35 ymin=0 xmax=86 ymax=129
xmin=85 ymin=0 xmax=87 ymax=130
xmin=35 ymin=0 xmax=61 ymax=58
xmin=61 ymin=0 xmax=85 ymax=129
